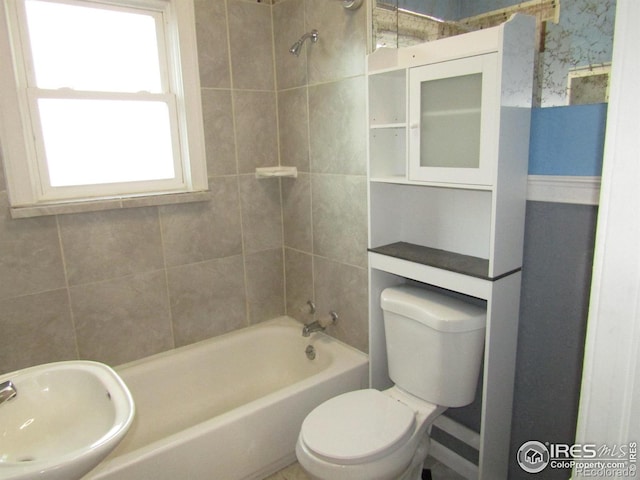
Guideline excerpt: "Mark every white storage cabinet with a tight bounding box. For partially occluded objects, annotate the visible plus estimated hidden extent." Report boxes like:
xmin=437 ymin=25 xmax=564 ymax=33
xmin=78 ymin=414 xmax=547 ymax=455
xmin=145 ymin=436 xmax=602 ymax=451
xmin=367 ymin=14 xmax=535 ymax=480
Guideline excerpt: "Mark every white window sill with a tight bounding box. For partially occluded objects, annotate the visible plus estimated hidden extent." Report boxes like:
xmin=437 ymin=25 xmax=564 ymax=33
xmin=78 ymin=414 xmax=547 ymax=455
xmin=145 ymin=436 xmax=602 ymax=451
xmin=9 ymin=190 xmax=211 ymax=219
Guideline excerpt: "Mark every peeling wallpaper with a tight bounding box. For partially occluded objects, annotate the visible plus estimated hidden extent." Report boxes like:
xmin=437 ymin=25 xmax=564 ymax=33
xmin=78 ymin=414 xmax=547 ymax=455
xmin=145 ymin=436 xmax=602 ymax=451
xmin=374 ymin=0 xmax=616 ymax=107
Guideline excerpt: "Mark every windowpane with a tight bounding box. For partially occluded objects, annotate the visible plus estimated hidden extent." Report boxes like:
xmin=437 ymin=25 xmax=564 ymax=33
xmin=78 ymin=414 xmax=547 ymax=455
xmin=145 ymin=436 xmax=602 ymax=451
xmin=38 ymin=99 xmax=176 ymax=187
xmin=24 ymin=0 xmax=162 ymax=92
xmin=0 ymin=0 xmax=207 ymax=208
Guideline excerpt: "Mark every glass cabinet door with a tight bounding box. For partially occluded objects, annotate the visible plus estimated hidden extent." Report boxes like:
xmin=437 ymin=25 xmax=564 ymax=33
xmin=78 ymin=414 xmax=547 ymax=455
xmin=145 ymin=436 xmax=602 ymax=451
xmin=409 ymin=53 xmax=498 ymax=186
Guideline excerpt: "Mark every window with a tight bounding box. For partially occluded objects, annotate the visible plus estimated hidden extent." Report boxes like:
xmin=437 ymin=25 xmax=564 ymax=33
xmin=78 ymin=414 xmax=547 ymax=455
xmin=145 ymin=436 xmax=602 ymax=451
xmin=0 ymin=0 xmax=207 ymax=211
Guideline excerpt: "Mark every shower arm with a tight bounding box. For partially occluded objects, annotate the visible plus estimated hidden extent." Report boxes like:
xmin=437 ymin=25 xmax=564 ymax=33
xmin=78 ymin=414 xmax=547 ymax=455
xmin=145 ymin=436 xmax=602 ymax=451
xmin=299 ymin=30 xmax=319 ymax=45
xmin=289 ymin=0 xmax=362 ymax=56
xmin=290 ymin=29 xmax=319 ymax=56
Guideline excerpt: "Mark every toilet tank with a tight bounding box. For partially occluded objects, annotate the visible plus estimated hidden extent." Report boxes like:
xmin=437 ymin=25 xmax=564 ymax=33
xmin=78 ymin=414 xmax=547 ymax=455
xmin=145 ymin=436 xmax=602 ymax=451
xmin=381 ymin=285 xmax=486 ymax=408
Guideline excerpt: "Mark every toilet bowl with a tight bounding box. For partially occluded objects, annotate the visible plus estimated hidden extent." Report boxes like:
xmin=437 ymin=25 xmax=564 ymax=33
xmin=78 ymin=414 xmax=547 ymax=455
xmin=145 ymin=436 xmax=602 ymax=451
xmin=296 ymin=388 xmax=446 ymax=480
xmin=296 ymin=285 xmax=487 ymax=480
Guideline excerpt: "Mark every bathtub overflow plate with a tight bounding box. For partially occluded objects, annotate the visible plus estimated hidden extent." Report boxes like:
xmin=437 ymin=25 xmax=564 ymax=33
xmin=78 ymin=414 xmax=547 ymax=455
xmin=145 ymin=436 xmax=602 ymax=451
xmin=305 ymin=345 xmax=316 ymax=360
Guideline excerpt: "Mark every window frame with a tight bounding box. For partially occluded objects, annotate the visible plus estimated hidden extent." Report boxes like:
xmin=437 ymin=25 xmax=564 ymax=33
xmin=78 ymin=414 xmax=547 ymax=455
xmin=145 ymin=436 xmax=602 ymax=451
xmin=0 ymin=0 xmax=207 ymax=210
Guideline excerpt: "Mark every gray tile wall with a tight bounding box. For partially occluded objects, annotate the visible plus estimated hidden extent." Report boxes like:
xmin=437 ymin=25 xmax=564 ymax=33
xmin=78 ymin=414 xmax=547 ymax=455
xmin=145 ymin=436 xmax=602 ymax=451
xmin=274 ymin=0 xmax=369 ymax=352
xmin=0 ymin=0 xmax=370 ymax=375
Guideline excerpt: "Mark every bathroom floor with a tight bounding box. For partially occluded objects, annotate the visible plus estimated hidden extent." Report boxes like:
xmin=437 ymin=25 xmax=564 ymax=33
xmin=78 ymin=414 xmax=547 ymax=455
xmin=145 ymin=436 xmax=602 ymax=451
xmin=265 ymin=458 xmax=468 ymax=480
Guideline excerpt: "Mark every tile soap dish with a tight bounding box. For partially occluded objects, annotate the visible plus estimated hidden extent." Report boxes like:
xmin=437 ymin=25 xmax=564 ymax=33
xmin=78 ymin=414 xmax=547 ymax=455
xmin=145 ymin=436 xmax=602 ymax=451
xmin=255 ymin=166 xmax=298 ymax=179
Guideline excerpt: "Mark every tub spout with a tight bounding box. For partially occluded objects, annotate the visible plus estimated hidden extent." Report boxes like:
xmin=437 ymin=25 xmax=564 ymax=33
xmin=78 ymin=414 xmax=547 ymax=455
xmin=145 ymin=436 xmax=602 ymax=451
xmin=302 ymin=320 xmax=325 ymax=337
xmin=302 ymin=311 xmax=338 ymax=337
xmin=0 ymin=380 xmax=17 ymax=406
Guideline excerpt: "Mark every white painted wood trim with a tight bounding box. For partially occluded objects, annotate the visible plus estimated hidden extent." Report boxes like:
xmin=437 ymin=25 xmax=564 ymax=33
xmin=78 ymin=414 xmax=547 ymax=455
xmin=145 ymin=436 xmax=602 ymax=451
xmin=527 ymin=175 xmax=601 ymax=205
xmin=574 ymin=0 xmax=640 ymax=470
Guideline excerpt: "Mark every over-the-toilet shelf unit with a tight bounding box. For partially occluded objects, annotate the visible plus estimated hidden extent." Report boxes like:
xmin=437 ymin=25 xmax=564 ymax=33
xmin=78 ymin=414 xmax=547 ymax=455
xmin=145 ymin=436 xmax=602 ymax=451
xmin=366 ymin=14 xmax=535 ymax=480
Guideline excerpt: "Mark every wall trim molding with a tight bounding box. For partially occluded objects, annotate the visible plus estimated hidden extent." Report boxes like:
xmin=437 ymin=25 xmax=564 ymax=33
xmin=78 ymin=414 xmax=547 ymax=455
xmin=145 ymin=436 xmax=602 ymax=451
xmin=527 ymin=175 xmax=601 ymax=205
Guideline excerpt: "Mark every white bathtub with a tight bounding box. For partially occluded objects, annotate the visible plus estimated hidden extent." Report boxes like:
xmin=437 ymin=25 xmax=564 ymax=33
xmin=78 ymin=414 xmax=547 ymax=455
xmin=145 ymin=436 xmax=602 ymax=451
xmin=83 ymin=316 xmax=369 ymax=480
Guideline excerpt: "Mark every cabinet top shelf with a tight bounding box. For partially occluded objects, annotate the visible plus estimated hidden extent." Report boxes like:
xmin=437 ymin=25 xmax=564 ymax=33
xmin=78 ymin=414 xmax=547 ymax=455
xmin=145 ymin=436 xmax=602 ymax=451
xmin=369 ymin=242 xmax=519 ymax=281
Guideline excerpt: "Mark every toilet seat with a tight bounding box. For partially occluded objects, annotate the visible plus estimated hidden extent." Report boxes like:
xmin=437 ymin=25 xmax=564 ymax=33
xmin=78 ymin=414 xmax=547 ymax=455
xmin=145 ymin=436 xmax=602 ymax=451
xmin=299 ymin=389 xmax=416 ymax=465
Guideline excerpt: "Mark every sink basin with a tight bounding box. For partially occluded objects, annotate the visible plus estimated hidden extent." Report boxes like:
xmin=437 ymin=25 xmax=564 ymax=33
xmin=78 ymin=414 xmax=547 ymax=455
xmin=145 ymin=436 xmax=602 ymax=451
xmin=0 ymin=361 xmax=135 ymax=480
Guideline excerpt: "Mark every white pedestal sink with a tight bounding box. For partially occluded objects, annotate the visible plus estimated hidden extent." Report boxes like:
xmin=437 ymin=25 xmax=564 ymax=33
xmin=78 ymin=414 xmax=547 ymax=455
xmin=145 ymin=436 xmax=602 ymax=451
xmin=0 ymin=361 xmax=135 ymax=480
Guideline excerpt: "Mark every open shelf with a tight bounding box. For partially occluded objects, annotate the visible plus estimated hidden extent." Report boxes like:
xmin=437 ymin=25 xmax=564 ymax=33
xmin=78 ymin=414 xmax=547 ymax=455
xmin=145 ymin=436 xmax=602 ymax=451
xmin=369 ymin=242 xmax=520 ymax=281
xmin=370 ymin=242 xmax=488 ymax=278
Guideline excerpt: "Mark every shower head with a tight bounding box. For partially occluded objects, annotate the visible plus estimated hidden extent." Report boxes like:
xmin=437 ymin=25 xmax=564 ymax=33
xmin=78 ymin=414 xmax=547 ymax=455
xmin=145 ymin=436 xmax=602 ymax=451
xmin=289 ymin=29 xmax=319 ymax=56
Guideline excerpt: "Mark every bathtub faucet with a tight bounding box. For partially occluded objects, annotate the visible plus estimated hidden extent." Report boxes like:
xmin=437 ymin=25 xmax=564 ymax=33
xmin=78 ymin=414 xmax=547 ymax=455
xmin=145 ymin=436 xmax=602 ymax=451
xmin=0 ymin=380 xmax=17 ymax=406
xmin=302 ymin=321 xmax=325 ymax=337
xmin=302 ymin=311 xmax=338 ymax=337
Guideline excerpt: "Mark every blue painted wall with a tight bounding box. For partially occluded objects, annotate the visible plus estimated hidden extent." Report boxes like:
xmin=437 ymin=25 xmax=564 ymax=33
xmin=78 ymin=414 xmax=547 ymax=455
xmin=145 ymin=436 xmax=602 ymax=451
xmin=528 ymin=104 xmax=607 ymax=176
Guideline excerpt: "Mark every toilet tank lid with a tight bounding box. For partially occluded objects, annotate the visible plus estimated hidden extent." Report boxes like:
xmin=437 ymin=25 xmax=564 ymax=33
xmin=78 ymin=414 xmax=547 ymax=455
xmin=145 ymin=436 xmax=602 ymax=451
xmin=381 ymin=286 xmax=486 ymax=332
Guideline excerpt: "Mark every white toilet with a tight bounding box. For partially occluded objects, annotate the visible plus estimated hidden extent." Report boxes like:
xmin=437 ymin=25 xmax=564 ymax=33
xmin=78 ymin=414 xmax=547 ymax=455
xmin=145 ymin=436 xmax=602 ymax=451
xmin=296 ymin=285 xmax=486 ymax=480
